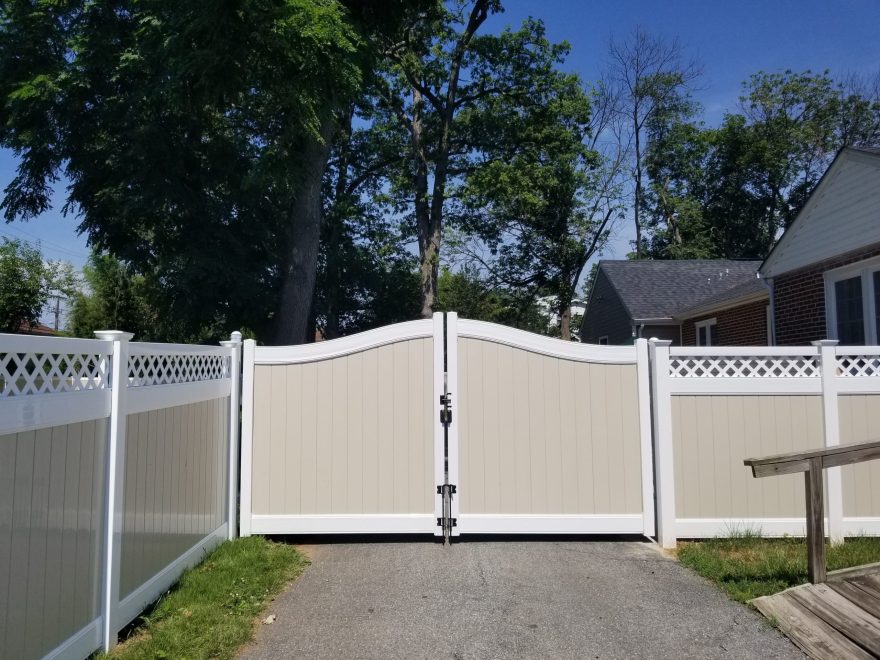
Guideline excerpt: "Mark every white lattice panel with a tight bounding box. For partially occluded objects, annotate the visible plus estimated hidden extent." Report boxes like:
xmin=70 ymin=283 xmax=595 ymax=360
xmin=669 ymin=356 xmax=820 ymax=378
xmin=128 ymin=353 xmax=228 ymax=386
xmin=0 ymin=351 xmax=108 ymax=397
xmin=837 ymin=356 xmax=880 ymax=377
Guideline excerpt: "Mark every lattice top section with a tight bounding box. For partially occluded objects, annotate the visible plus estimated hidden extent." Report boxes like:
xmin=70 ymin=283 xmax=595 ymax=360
xmin=128 ymin=353 xmax=228 ymax=386
xmin=669 ymin=356 xmax=821 ymax=378
xmin=0 ymin=351 xmax=108 ymax=397
xmin=837 ymin=355 xmax=880 ymax=377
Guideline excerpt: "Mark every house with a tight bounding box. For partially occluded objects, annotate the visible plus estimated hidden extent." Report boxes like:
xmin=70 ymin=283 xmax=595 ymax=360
xmin=759 ymin=146 xmax=880 ymax=345
xmin=580 ymin=259 xmax=767 ymax=345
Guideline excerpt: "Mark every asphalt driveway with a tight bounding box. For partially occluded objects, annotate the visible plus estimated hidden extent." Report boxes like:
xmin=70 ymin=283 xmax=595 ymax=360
xmin=239 ymin=538 xmax=801 ymax=659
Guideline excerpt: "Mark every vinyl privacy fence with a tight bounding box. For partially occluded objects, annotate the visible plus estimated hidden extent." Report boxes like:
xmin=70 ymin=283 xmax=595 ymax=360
xmin=0 ymin=331 xmax=241 ymax=660
xmin=651 ymin=339 xmax=880 ymax=548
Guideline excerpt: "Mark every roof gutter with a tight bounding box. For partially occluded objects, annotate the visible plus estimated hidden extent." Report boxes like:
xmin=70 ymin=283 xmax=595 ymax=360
xmin=672 ymin=289 xmax=769 ymax=321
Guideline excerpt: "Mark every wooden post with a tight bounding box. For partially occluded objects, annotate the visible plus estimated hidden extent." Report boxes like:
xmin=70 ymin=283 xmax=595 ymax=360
xmin=805 ymin=457 xmax=827 ymax=584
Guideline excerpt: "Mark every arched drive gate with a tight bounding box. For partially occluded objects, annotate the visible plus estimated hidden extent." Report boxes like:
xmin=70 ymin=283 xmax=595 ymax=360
xmin=239 ymin=313 xmax=655 ymax=540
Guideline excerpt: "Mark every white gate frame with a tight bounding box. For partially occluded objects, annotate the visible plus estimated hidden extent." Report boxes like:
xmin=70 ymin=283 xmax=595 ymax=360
xmin=240 ymin=317 xmax=446 ymax=536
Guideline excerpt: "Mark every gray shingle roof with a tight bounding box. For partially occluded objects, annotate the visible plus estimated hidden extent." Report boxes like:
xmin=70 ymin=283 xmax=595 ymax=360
xmin=598 ymin=259 xmax=763 ymax=321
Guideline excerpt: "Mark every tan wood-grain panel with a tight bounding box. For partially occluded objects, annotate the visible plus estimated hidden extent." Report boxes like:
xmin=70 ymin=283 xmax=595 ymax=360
xmin=120 ymin=397 xmax=228 ymax=598
xmin=0 ymin=419 xmax=106 ymax=660
xmin=457 ymin=338 xmax=643 ymax=515
xmin=250 ymin=338 xmax=434 ymax=516
xmin=672 ymin=395 xmax=824 ymax=519
xmin=840 ymin=395 xmax=880 ymax=519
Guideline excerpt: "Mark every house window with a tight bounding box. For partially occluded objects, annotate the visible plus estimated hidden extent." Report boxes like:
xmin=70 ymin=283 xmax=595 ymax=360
xmin=695 ymin=318 xmax=718 ymax=346
xmin=598 ymin=335 xmax=609 ymax=345
xmin=825 ymin=256 xmax=880 ymax=345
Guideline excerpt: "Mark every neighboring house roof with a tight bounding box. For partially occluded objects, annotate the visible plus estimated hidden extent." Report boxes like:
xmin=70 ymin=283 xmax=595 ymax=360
xmin=595 ymin=259 xmax=763 ymax=322
xmin=15 ymin=321 xmax=56 ymax=336
xmin=673 ymin=276 xmax=768 ymax=320
xmin=760 ymin=146 xmax=880 ymax=279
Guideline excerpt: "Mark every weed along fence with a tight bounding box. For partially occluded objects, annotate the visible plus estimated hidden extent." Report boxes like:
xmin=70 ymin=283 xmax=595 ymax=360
xmin=0 ymin=331 xmax=241 ymax=660
xmin=5 ymin=315 xmax=880 ymax=659
xmin=650 ymin=340 xmax=880 ymax=548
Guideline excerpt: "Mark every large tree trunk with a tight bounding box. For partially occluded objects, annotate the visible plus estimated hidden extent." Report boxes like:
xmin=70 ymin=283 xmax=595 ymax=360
xmin=559 ymin=305 xmax=572 ymax=340
xmin=274 ymin=117 xmax=337 ymax=345
xmin=419 ymin=222 xmax=440 ymax=317
xmin=633 ymin=111 xmax=643 ymax=259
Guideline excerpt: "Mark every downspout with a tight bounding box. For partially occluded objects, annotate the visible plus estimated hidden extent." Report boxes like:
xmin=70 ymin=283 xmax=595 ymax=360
xmin=763 ymin=276 xmax=776 ymax=346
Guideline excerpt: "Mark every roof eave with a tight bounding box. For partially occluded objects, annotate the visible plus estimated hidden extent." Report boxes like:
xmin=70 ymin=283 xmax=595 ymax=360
xmin=672 ymin=289 xmax=769 ymax=321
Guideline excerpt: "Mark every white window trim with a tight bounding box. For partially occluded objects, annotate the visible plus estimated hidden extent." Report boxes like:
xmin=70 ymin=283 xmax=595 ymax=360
xmin=695 ymin=318 xmax=718 ymax=346
xmin=823 ymin=254 xmax=880 ymax=345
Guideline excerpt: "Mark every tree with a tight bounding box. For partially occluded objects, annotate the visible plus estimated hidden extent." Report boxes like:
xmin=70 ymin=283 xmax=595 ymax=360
xmin=0 ymin=239 xmax=72 ymax=333
xmin=434 ymin=266 xmax=548 ymax=332
xmin=374 ymin=4 xmax=591 ymax=318
xmin=314 ymin=101 xmax=421 ymax=338
xmin=67 ymin=252 xmax=164 ymax=341
xmin=607 ymin=27 xmax=701 ymax=258
xmin=0 ymin=0 xmax=369 ymax=344
xmin=641 ymin=69 xmax=880 ymax=259
xmin=450 ymin=77 xmax=626 ymax=339
xmin=370 ymin=0 xmax=498 ymax=317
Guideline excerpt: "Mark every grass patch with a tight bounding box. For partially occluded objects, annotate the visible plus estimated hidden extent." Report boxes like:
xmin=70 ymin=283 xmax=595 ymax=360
xmin=102 ymin=536 xmax=308 ymax=660
xmin=677 ymin=534 xmax=880 ymax=603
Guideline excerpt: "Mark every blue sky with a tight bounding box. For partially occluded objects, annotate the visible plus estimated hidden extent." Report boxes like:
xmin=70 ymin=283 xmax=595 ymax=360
xmin=2 ymin=0 xmax=879 ymax=271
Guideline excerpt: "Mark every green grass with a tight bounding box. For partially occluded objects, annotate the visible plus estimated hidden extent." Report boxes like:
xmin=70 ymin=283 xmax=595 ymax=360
xmin=677 ymin=533 xmax=880 ymax=603
xmin=101 ymin=536 xmax=308 ymax=660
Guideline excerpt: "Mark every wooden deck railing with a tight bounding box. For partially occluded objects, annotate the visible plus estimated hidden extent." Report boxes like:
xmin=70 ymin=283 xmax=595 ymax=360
xmin=745 ymin=439 xmax=880 ymax=584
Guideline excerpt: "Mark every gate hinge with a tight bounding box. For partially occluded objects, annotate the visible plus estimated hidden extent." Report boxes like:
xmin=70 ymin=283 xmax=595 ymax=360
xmin=437 ymin=484 xmax=457 ymax=495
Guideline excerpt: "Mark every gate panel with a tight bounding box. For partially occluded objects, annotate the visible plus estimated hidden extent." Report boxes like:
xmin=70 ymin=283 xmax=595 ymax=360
xmin=453 ymin=319 xmax=652 ymax=534
xmin=242 ymin=320 xmax=439 ymax=535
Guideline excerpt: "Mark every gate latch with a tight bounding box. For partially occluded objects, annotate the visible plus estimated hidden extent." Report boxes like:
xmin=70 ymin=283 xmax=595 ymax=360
xmin=439 ymin=393 xmax=452 ymax=425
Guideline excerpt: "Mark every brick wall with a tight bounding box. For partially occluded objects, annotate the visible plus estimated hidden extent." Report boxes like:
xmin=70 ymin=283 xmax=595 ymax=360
xmin=772 ymin=243 xmax=880 ymax=346
xmin=681 ymin=298 xmax=769 ymax=346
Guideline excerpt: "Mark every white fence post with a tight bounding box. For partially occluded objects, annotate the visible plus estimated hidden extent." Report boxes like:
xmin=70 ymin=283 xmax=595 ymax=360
xmin=636 ymin=338 xmax=656 ymax=538
xmin=239 ymin=339 xmax=256 ymax=537
xmin=221 ymin=331 xmax=243 ymax=540
xmin=649 ymin=339 xmax=676 ymax=549
xmin=814 ymin=339 xmax=844 ymax=544
xmin=446 ymin=312 xmax=461 ymax=535
xmin=95 ymin=330 xmax=133 ymax=652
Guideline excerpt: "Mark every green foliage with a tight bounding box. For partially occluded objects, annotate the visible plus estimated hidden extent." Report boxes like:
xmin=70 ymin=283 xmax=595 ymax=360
xmin=435 ymin=267 xmax=548 ymax=332
xmin=0 ymin=238 xmax=72 ymax=332
xmin=0 ymin=0 xmax=366 ymax=339
xmin=678 ymin=535 xmax=880 ymax=603
xmin=67 ymin=253 xmax=157 ymax=341
xmin=102 ymin=537 xmax=308 ymax=660
xmin=643 ymin=70 xmax=880 ymax=259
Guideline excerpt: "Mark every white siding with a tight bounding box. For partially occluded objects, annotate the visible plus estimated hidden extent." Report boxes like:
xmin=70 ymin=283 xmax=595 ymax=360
xmin=761 ymin=150 xmax=880 ymax=279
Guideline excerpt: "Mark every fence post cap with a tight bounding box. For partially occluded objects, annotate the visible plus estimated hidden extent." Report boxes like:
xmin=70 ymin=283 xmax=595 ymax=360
xmin=811 ymin=339 xmax=840 ymax=347
xmin=220 ymin=331 xmax=243 ymax=348
xmin=94 ymin=330 xmax=134 ymax=342
xmin=648 ymin=338 xmax=673 ymax=346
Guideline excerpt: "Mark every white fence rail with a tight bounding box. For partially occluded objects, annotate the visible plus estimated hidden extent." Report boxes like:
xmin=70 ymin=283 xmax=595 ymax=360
xmin=0 ymin=330 xmax=241 ymax=660
xmin=651 ymin=339 xmax=880 ymax=548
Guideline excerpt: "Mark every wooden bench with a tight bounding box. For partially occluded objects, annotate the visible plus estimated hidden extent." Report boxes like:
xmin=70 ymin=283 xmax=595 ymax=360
xmin=744 ymin=439 xmax=880 ymax=583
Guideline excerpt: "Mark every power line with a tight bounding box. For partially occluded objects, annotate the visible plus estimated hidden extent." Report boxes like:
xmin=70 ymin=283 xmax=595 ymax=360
xmin=0 ymin=226 xmax=90 ymax=260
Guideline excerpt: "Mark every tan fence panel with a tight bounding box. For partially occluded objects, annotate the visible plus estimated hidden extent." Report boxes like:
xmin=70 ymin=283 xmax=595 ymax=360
xmin=251 ymin=338 xmax=434 ymax=516
xmin=120 ymin=398 xmax=228 ymax=599
xmin=840 ymin=394 xmax=880 ymax=519
xmin=672 ymin=395 xmax=824 ymax=519
xmin=0 ymin=419 xmax=107 ymax=660
xmin=457 ymin=338 xmax=642 ymax=515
